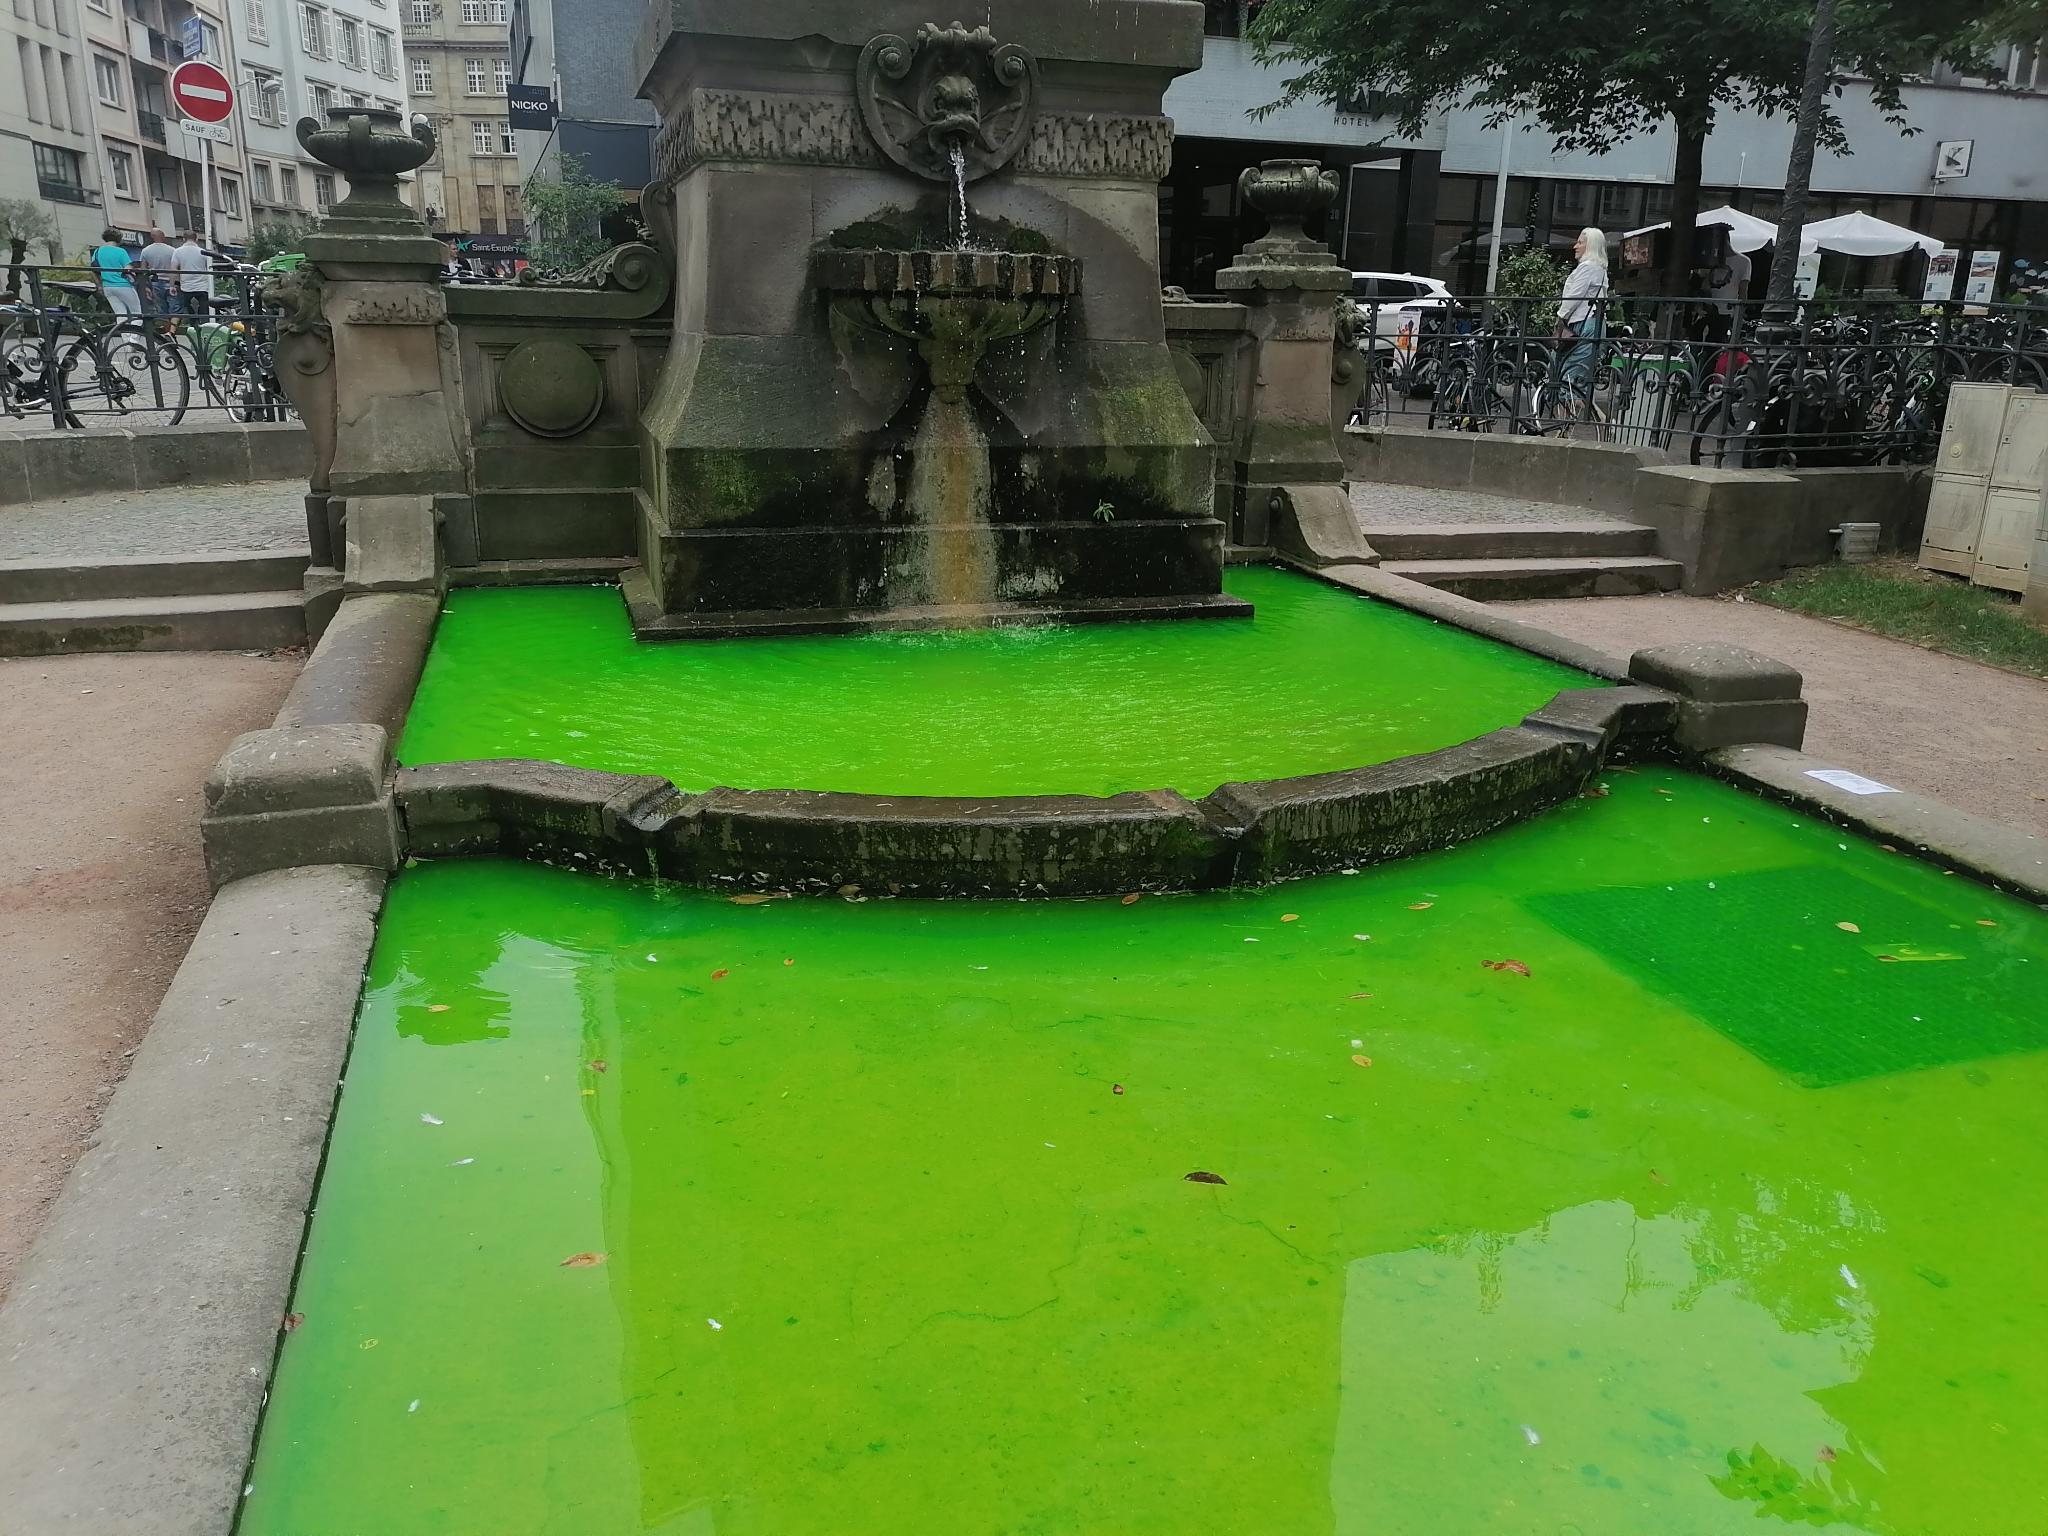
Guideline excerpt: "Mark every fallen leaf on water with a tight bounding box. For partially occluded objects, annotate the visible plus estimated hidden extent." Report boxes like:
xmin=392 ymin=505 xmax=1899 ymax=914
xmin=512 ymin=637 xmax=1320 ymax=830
xmin=1837 ymin=921 xmax=1861 ymax=933
xmin=560 ymin=1252 xmax=607 ymax=1269
xmin=1978 ymin=919 xmax=1999 ymax=927
xmin=1281 ymin=913 xmax=1299 ymax=923
xmin=783 ymin=957 xmax=795 ymax=966
xmin=1654 ymin=787 xmax=1674 ymax=797
xmin=588 ymin=1060 xmax=608 ymax=1074
xmin=419 ymin=1113 xmax=443 ymax=1126
xmin=1120 ymin=893 xmax=1143 ymax=906
xmin=1817 ymin=1444 xmax=1837 ymax=1463
xmin=282 ymin=1312 xmax=305 ymax=1333
xmin=359 ymin=1338 xmax=379 ymax=1350
xmin=1482 ymin=960 xmax=1532 ymax=977
xmin=1647 ymin=1169 xmax=1669 ymax=1186
xmin=1348 ymin=992 xmax=1374 ymax=1000
xmin=1351 ymin=1054 xmax=1373 ymax=1068
xmin=711 ymin=969 xmax=730 ymax=981
xmin=1112 ymin=1083 xmax=1125 ymax=1095
xmin=1408 ymin=901 xmax=1433 ymax=911
xmin=1584 ymin=784 xmax=1611 ymax=798
xmin=426 ymin=1004 xmax=450 ymax=1014
xmin=730 ymin=893 xmax=783 ymax=906
xmin=1184 ymin=1170 xmax=1227 ymax=1185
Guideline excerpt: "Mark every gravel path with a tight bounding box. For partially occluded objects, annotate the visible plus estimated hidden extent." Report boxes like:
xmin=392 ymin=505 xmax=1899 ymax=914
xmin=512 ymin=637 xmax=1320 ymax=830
xmin=1508 ymin=593 xmax=2048 ymax=837
xmin=0 ymin=480 xmax=308 ymax=563
xmin=1352 ymin=482 xmax=1637 ymax=527
xmin=0 ymin=649 xmax=300 ymax=1302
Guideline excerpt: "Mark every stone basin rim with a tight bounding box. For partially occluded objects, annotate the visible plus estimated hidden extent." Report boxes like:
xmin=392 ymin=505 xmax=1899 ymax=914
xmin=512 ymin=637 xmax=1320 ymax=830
xmin=814 ymin=246 xmax=1085 ymax=297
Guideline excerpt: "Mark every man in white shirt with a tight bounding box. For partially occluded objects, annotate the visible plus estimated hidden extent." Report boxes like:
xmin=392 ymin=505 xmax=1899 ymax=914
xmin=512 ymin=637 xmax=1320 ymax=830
xmin=136 ymin=229 xmax=178 ymax=314
xmin=170 ymin=231 xmax=213 ymax=316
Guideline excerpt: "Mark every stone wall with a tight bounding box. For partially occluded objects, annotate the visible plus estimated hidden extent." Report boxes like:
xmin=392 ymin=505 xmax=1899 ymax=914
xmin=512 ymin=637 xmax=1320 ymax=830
xmin=0 ymin=423 xmax=310 ymax=507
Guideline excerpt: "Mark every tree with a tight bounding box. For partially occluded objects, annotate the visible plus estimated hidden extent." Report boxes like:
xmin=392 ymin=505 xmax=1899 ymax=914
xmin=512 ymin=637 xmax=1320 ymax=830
xmin=0 ymin=198 xmax=58 ymax=258
xmin=1249 ymin=0 xmax=1994 ymax=300
xmin=245 ymin=216 xmax=314 ymax=265
xmin=520 ymin=153 xmax=628 ymax=276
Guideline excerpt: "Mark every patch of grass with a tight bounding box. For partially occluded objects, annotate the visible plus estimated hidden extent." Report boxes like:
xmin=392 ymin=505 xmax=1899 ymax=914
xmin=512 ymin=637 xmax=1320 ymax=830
xmin=1744 ymin=557 xmax=2048 ymax=678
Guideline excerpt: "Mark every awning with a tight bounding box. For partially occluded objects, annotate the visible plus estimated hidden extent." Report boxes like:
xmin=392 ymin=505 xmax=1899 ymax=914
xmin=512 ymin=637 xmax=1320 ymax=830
xmin=1799 ymin=210 xmax=1943 ymax=257
xmin=1622 ymin=205 xmax=1778 ymax=254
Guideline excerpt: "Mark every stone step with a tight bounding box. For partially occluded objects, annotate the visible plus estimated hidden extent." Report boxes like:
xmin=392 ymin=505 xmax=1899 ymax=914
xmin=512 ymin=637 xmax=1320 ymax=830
xmin=1380 ymin=555 xmax=1685 ymax=601
xmin=0 ymin=589 xmax=306 ymax=657
xmin=0 ymin=550 xmax=308 ymax=604
xmin=1366 ymin=521 xmax=1660 ymax=561
xmin=452 ymin=557 xmax=636 ymax=587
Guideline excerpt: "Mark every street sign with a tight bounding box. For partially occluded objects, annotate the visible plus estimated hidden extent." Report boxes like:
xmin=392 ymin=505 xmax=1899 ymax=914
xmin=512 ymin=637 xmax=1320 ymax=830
xmin=180 ymin=14 xmax=205 ymax=59
xmin=1934 ymin=140 xmax=1974 ymax=182
xmin=169 ymin=60 xmax=234 ymax=124
xmin=180 ymin=118 xmax=233 ymax=144
xmin=507 ymin=84 xmax=556 ymax=129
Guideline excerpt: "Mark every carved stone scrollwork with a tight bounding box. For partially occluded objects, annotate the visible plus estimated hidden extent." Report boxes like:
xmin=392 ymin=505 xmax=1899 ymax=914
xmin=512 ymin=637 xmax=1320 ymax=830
xmin=856 ymin=23 xmax=1039 ymax=183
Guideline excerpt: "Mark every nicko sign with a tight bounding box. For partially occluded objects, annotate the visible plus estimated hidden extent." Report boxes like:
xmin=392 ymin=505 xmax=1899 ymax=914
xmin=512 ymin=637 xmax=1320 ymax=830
xmin=506 ymin=85 xmax=557 ymax=130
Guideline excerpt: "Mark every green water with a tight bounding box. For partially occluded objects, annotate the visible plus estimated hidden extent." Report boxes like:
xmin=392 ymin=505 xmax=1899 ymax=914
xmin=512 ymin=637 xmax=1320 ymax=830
xmin=242 ymin=769 xmax=2048 ymax=1535
xmin=397 ymin=567 xmax=1594 ymax=797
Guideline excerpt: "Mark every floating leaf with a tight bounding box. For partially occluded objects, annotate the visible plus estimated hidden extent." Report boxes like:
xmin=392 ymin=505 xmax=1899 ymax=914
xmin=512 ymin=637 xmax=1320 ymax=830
xmin=1112 ymin=1083 xmax=1125 ymax=1095
xmin=1281 ymin=913 xmax=1299 ymax=923
xmin=588 ymin=1060 xmax=608 ymax=1074
xmin=1184 ymin=1170 xmax=1227 ymax=1185
xmin=1584 ymin=784 xmax=1611 ymax=798
xmin=1408 ymin=901 xmax=1433 ymax=911
xmin=282 ymin=1312 xmax=305 ymax=1333
xmin=1977 ymin=919 xmax=1999 ymax=928
xmin=730 ymin=893 xmax=783 ymax=906
xmin=560 ymin=1252 xmax=607 ymax=1269
xmin=1351 ymin=1054 xmax=1373 ymax=1068
xmin=1836 ymin=921 xmax=1861 ymax=933
xmin=783 ymin=957 xmax=795 ymax=967
xmin=1648 ymin=1169 xmax=1669 ymax=1186
xmin=711 ymin=969 xmax=730 ymax=981
xmin=1817 ymin=1444 xmax=1837 ymax=1463
xmin=1482 ymin=960 xmax=1532 ymax=977
xmin=426 ymin=1004 xmax=450 ymax=1014
xmin=1120 ymin=893 xmax=1142 ymax=906
xmin=419 ymin=1113 xmax=443 ymax=1126
xmin=1348 ymin=992 xmax=1373 ymax=1000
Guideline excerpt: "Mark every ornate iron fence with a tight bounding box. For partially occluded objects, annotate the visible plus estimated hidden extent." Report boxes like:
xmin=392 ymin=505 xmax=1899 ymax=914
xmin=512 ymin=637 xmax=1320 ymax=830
xmin=1344 ymin=295 xmax=2048 ymax=468
xmin=0 ymin=254 xmax=296 ymax=431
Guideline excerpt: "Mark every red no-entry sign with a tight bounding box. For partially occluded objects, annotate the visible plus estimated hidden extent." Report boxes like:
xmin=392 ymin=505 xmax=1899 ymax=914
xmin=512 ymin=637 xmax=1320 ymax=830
xmin=169 ymin=60 xmax=234 ymax=124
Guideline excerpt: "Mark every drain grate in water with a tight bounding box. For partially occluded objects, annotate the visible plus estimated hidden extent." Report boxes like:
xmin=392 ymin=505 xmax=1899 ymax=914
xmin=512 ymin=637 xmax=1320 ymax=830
xmin=1529 ymin=866 xmax=2044 ymax=1088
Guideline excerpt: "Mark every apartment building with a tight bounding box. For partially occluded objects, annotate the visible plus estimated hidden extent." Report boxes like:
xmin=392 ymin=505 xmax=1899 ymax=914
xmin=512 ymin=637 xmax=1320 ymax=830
xmin=402 ymin=0 xmax=521 ymax=256
xmin=3 ymin=0 xmax=110 ymax=257
xmin=237 ymin=0 xmax=406 ymax=230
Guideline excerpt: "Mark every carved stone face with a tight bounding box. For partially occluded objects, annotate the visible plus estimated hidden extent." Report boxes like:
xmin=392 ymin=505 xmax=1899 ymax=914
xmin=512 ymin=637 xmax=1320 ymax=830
xmin=856 ymin=28 xmax=1038 ymax=183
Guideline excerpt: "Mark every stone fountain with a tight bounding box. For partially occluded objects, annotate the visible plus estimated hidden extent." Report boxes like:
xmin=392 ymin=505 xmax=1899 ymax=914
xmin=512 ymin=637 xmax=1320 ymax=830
xmin=630 ymin=0 xmax=1246 ymax=635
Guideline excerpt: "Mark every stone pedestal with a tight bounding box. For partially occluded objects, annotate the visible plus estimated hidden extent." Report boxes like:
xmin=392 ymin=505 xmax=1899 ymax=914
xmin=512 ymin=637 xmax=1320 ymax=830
xmin=1215 ymin=160 xmax=1377 ymax=569
xmin=631 ymin=0 xmax=1240 ymax=635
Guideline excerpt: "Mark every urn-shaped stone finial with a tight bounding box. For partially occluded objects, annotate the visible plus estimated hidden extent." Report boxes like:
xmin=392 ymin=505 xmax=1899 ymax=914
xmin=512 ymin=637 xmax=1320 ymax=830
xmin=296 ymin=106 xmax=437 ymax=221
xmin=1237 ymin=159 xmax=1342 ymax=244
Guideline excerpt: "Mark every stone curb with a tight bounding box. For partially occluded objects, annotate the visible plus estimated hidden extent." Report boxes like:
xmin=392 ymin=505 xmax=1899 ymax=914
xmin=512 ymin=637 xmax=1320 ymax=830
xmin=0 ymin=865 xmax=387 ymax=1536
xmin=394 ymin=683 xmax=1672 ymax=896
xmin=0 ymin=423 xmax=311 ymax=508
xmin=1707 ymin=744 xmax=2048 ymax=904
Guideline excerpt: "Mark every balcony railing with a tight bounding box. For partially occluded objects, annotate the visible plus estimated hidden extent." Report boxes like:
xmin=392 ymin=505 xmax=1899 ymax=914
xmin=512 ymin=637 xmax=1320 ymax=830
xmin=139 ymin=109 xmax=168 ymax=145
xmin=38 ymin=178 xmax=99 ymax=206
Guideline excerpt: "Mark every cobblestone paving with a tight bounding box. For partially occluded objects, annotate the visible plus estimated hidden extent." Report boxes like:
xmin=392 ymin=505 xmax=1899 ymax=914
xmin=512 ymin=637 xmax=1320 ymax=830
xmin=0 ymin=480 xmax=308 ymax=563
xmin=1350 ymin=481 xmax=1636 ymax=528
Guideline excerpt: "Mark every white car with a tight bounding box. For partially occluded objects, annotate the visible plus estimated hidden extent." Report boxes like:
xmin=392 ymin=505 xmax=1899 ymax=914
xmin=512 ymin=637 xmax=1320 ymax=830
xmin=1348 ymin=271 xmax=1452 ymax=341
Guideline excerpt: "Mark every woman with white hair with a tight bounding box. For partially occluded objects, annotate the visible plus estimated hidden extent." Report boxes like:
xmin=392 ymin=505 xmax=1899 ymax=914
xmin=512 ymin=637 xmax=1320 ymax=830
xmin=1556 ymin=226 xmax=1610 ymax=403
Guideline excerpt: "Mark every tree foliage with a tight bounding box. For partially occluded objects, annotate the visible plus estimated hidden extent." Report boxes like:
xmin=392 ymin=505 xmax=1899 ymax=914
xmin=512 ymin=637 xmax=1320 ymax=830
xmin=1496 ymin=248 xmax=1567 ymax=301
xmin=0 ymin=198 xmax=58 ymax=257
xmin=521 ymin=153 xmax=628 ymax=276
xmin=245 ymin=216 xmax=314 ymax=265
xmin=1248 ymin=0 xmax=1999 ymax=293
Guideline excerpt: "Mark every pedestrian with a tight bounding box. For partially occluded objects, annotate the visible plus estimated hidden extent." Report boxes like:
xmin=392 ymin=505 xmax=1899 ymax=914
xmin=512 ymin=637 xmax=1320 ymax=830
xmin=172 ymin=230 xmax=216 ymax=318
xmin=136 ymin=227 xmax=177 ymax=314
xmin=1557 ymin=226 xmax=1610 ymax=403
xmin=90 ymin=228 xmax=142 ymax=320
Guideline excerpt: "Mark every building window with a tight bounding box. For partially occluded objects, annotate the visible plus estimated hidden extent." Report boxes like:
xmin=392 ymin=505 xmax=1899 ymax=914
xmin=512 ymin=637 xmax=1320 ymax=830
xmin=87 ymin=0 xmax=111 ymax=12
xmin=197 ymin=18 xmax=223 ymax=61
xmin=476 ymin=183 xmax=496 ymax=233
xmin=344 ymin=89 xmax=366 ymax=106
xmin=472 ymin=117 xmax=492 ymax=152
xmin=93 ymin=51 xmax=121 ymax=106
xmin=219 ymin=173 xmax=241 ymax=218
xmin=370 ymin=28 xmax=393 ymax=76
xmin=243 ymin=0 xmax=266 ymax=42
xmin=106 ymin=145 xmax=135 ymax=197
xmin=459 ymin=0 xmax=480 ymax=18
xmin=336 ymin=16 xmax=361 ymax=67
xmin=280 ymin=164 xmax=300 ymax=204
xmin=465 ymin=56 xmax=485 ymax=92
xmin=411 ymin=56 xmax=431 ymax=92
xmin=252 ymin=159 xmax=273 ymax=202
xmin=314 ymin=171 xmax=335 ymax=209
xmin=492 ymin=58 xmax=507 ymax=93
xmin=408 ymin=0 xmax=431 ymax=20
xmin=33 ymin=141 xmax=89 ymax=201
xmin=246 ymin=67 xmax=282 ymax=124
xmin=489 ymin=0 xmax=505 ymax=18
xmin=300 ymin=2 xmax=328 ymax=57
xmin=497 ymin=117 xmax=512 ymax=154
xmin=309 ymin=80 xmax=333 ymax=116
xmin=502 ymin=182 xmax=521 ymax=234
